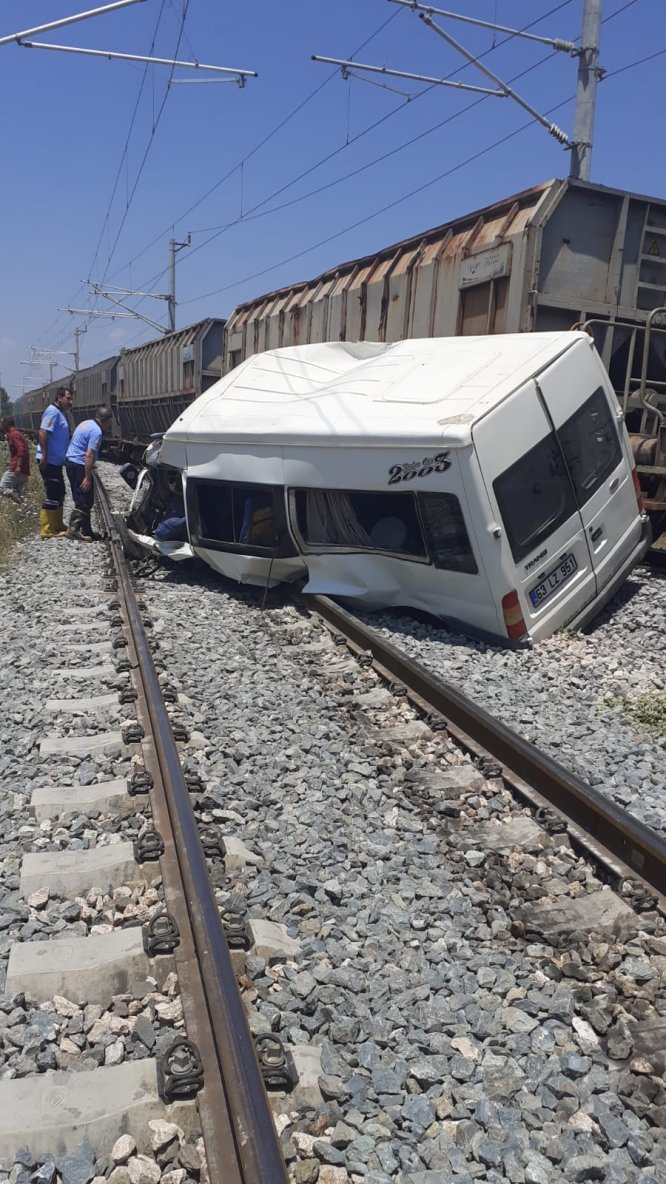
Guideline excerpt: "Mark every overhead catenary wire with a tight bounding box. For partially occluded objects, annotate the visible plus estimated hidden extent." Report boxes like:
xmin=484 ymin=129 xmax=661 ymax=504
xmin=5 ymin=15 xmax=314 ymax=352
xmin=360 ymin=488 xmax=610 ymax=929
xmin=43 ymin=0 xmax=578 ymax=360
xmin=180 ymin=21 xmax=660 ymax=308
xmin=183 ymin=99 xmax=574 ymax=305
xmin=103 ymin=6 xmax=405 ymax=283
xmin=32 ymin=0 xmax=170 ymax=357
xmin=117 ymin=0 xmax=577 ymax=297
xmin=37 ymin=0 xmax=650 ymax=362
xmin=60 ymin=0 xmax=577 ymax=347
xmin=603 ymin=43 xmax=666 ymax=77
xmin=97 ymin=0 xmax=192 ymax=284
xmin=121 ymin=0 xmax=645 ymax=321
xmin=177 ymin=43 xmax=567 ymax=267
xmin=41 ymin=0 xmax=193 ymax=360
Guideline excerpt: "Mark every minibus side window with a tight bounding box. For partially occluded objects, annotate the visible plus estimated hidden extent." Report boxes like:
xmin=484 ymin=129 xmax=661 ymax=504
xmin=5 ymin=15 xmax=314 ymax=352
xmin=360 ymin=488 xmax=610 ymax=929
xmin=293 ymin=489 xmax=427 ymax=557
xmin=418 ymin=493 xmax=478 ymax=574
xmin=493 ymin=435 xmax=577 ymax=563
xmin=557 ymin=387 xmax=622 ymax=507
xmin=189 ymin=480 xmax=294 ymax=555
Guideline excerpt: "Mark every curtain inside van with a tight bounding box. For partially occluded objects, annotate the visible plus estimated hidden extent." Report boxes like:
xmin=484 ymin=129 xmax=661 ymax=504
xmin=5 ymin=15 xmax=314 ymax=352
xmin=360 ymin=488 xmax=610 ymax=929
xmin=305 ymin=491 xmax=372 ymax=547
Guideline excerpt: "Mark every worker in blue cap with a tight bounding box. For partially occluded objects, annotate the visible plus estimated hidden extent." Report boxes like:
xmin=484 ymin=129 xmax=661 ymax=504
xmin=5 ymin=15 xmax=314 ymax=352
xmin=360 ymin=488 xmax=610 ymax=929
xmin=65 ymin=406 xmax=113 ymax=541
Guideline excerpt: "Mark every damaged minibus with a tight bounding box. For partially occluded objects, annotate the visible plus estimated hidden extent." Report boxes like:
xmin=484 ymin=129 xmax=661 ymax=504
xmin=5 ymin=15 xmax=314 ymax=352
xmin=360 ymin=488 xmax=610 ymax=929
xmin=124 ymin=332 xmax=650 ymax=643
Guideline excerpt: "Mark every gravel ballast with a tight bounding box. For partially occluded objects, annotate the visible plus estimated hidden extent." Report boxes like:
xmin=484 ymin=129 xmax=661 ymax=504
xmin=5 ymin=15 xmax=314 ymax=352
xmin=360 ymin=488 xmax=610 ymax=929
xmin=110 ymin=530 xmax=666 ymax=1183
xmin=0 ymin=529 xmax=205 ymax=1182
xmin=356 ymin=568 xmax=666 ymax=835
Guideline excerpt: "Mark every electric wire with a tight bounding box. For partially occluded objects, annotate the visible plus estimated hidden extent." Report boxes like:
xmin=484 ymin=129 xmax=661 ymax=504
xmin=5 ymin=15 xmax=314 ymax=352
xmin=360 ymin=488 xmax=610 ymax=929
xmin=180 ymin=14 xmax=663 ymax=308
xmin=42 ymin=0 xmax=576 ymax=351
xmin=97 ymin=0 xmax=192 ymax=285
xmin=88 ymin=0 xmax=169 ymax=286
xmin=601 ymin=0 xmax=642 ymax=23
xmin=182 ymin=99 xmax=574 ymax=305
xmin=28 ymin=0 xmax=654 ymax=369
xmin=183 ymin=46 xmax=562 ymax=264
xmin=118 ymin=0 xmax=577 ymax=304
xmin=604 ymin=44 xmax=666 ymax=78
xmin=111 ymin=0 xmax=574 ymax=280
xmin=103 ymin=7 xmax=404 ymax=282
xmin=29 ymin=0 xmax=169 ymax=360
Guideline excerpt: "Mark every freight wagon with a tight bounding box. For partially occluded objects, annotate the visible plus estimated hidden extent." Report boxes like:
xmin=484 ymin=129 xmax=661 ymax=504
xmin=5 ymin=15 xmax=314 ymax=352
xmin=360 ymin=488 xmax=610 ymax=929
xmin=16 ymin=318 xmax=225 ymax=457
xmin=223 ymin=177 xmax=666 ymax=541
xmin=18 ymin=358 xmax=121 ymax=451
xmin=116 ymin=318 xmax=224 ymax=446
xmin=17 ymin=374 xmax=79 ymax=436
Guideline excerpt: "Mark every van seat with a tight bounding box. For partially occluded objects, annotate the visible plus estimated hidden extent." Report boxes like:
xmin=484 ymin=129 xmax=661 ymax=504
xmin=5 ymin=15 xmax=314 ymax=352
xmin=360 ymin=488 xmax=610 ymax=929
xmin=370 ymin=516 xmax=408 ymax=549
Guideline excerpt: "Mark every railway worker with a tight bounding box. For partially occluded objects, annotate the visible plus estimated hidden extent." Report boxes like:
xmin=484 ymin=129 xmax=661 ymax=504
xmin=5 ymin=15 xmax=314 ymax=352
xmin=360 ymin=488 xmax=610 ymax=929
xmin=35 ymin=386 xmax=73 ymax=538
xmin=65 ymin=406 xmax=113 ymax=542
xmin=0 ymin=417 xmax=30 ymax=503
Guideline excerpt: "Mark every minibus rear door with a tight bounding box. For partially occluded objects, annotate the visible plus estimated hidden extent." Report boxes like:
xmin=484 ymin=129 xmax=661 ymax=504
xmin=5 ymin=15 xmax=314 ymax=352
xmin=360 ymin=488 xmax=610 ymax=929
xmin=535 ymin=341 xmax=642 ymax=597
xmin=474 ymin=380 xmax=597 ymax=636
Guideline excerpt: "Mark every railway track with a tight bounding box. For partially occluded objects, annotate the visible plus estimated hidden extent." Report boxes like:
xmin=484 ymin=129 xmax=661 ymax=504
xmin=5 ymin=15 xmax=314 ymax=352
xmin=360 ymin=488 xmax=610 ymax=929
xmin=311 ymin=596 xmax=666 ymax=903
xmin=1 ymin=472 xmax=665 ymax=1181
xmin=0 ymin=481 xmax=287 ymax=1182
xmin=115 ymin=539 xmax=666 ymax=1182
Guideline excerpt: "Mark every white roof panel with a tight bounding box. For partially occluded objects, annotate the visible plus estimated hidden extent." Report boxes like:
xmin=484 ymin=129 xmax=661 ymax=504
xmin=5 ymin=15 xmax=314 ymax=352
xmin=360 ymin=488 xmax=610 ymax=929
xmin=165 ymin=332 xmax=585 ymax=450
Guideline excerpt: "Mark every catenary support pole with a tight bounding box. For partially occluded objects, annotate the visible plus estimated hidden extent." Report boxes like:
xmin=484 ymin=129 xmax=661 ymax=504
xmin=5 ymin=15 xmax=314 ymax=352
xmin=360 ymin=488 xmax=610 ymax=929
xmin=570 ymin=0 xmax=602 ymax=180
xmin=167 ymin=235 xmax=191 ymax=333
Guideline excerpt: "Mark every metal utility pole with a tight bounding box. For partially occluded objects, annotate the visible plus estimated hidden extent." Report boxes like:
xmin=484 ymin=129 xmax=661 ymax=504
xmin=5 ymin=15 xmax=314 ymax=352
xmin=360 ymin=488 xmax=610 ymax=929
xmin=86 ymin=234 xmax=191 ymax=334
xmin=21 ymin=358 xmax=58 ymax=383
xmin=168 ymin=235 xmax=191 ymax=332
xmin=317 ymin=0 xmax=605 ymax=179
xmin=570 ymin=0 xmax=602 ymax=181
xmin=73 ymin=326 xmax=86 ymax=373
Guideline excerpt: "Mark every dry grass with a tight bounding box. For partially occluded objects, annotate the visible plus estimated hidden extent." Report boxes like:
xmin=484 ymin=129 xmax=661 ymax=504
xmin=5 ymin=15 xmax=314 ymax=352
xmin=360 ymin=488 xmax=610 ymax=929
xmin=0 ymin=441 xmax=42 ymax=567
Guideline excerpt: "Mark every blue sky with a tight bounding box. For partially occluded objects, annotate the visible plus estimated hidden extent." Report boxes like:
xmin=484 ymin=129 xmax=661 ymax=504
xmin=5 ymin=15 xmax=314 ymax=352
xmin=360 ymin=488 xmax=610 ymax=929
xmin=1 ymin=0 xmax=664 ymax=400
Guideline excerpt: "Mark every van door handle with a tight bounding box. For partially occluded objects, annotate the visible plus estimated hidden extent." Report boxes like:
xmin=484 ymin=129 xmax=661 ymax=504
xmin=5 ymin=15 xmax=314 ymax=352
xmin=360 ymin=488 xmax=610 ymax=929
xmin=609 ymin=477 xmax=619 ymax=492
xmin=591 ymin=527 xmax=603 ymax=543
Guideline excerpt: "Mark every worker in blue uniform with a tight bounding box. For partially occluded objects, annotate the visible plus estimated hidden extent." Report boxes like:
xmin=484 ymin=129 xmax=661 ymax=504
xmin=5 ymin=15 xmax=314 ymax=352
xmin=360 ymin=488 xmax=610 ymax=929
xmin=35 ymin=387 xmax=73 ymax=538
xmin=65 ymin=406 xmax=113 ymax=542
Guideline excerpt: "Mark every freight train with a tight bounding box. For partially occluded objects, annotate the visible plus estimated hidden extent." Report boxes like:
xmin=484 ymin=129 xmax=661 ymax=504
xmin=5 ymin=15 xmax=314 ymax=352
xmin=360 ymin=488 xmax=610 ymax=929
xmin=16 ymin=177 xmax=666 ymax=541
xmin=17 ymin=318 xmax=225 ymax=456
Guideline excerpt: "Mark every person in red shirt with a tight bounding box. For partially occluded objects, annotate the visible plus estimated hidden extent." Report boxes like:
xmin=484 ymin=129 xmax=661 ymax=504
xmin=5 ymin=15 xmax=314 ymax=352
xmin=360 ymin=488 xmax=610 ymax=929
xmin=0 ymin=417 xmax=30 ymax=502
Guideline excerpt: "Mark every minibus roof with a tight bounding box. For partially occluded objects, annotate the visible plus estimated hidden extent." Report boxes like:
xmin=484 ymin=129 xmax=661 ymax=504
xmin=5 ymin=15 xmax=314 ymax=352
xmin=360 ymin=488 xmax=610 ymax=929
xmin=166 ymin=331 xmax=590 ymax=449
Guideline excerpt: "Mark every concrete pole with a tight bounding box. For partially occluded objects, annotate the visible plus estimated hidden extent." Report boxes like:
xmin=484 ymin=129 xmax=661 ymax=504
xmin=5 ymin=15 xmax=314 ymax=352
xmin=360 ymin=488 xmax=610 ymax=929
xmin=570 ymin=0 xmax=602 ymax=181
xmin=167 ymin=235 xmax=191 ymax=333
xmin=168 ymin=239 xmax=176 ymax=333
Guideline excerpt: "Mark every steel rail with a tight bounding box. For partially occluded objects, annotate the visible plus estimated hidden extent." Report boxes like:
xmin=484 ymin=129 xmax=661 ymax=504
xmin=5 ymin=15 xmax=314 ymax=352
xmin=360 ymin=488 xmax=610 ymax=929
xmin=312 ymin=595 xmax=666 ymax=897
xmin=95 ymin=477 xmax=288 ymax=1184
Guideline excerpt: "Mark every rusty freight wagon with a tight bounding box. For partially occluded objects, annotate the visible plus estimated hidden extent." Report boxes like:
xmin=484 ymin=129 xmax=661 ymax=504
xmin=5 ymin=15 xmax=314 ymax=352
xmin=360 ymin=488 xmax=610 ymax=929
xmin=223 ymin=177 xmax=666 ymax=544
xmin=116 ymin=318 xmax=225 ymax=450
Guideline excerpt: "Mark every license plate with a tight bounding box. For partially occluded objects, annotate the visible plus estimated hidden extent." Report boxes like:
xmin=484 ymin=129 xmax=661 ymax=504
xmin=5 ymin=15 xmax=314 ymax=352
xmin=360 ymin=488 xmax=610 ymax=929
xmin=529 ymin=553 xmax=578 ymax=607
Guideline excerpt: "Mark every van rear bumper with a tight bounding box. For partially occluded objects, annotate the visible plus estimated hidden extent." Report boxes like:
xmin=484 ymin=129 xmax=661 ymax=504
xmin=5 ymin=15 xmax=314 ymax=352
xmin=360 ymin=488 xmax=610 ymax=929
xmin=572 ymin=515 xmax=652 ymax=633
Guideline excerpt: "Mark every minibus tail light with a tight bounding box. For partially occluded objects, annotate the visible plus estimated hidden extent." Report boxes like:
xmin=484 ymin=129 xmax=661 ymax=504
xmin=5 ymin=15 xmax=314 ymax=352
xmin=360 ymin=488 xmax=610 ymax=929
xmin=631 ymin=467 xmax=644 ymax=512
xmin=501 ymin=590 xmax=528 ymax=640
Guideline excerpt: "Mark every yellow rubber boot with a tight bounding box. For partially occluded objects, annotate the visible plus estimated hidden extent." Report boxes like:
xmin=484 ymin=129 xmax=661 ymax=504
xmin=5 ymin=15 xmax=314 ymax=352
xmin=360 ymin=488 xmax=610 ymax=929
xmin=40 ymin=508 xmax=68 ymax=538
